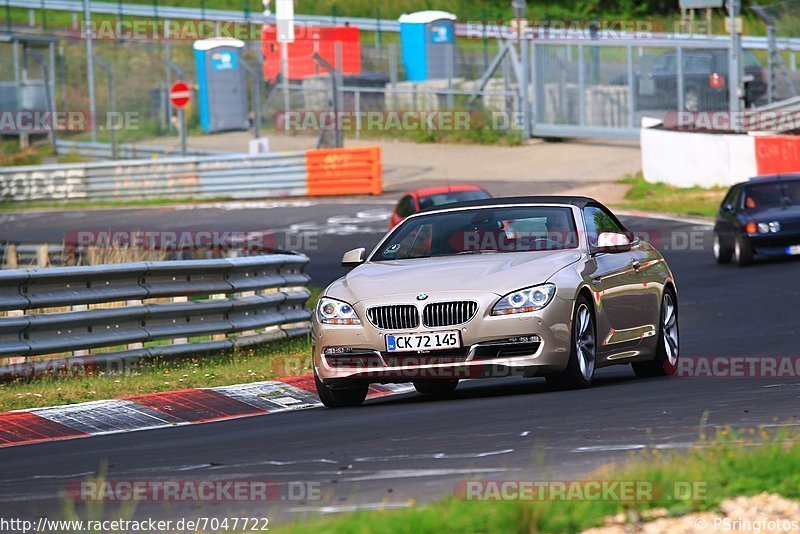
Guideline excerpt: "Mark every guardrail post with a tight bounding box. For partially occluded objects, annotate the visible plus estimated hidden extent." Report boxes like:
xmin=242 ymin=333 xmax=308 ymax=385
xmin=211 ymin=293 xmax=227 ymax=341
xmin=126 ymin=300 xmax=144 ymax=349
xmin=171 ymin=296 xmax=189 ymax=344
xmin=71 ymin=304 xmax=90 ymax=357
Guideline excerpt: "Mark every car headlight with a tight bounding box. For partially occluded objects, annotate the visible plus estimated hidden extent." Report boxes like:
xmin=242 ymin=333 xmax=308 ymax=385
xmin=317 ymin=297 xmax=361 ymax=325
xmin=757 ymin=221 xmax=781 ymax=234
xmin=492 ymin=284 xmax=556 ymax=316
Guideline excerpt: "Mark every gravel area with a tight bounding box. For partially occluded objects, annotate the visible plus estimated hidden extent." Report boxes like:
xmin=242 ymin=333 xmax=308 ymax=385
xmin=584 ymin=493 xmax=800 ymax=533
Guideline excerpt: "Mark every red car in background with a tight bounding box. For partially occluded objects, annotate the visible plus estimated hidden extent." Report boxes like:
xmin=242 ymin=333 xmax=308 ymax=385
xmin=388 ymin=185 xmax=492 ymax=228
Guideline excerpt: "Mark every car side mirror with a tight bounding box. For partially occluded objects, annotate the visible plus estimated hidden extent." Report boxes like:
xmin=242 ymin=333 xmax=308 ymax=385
xmin=341 ymin=248 xmax=367 ymax=269
xmin=722 ymin=203 xmax=734 ymax=213
xmin=594 ymin=232 xmax=632 ymax=254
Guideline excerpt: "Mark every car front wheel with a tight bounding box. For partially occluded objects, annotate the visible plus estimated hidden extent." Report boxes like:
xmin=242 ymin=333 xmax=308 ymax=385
xmin=713 ymin=231 xmax=732 ymax=264
xmin=733 ymin=234 xmax=754 ymax=267
xmin=546 ymin=296 xmax=596 ymax=389
xmin=314 ymin=370 xmax=368 ymax=408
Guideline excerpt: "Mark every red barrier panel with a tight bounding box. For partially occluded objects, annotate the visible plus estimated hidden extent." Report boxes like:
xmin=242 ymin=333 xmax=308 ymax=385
xmin=754 ymin=135 xmax=800 ymax=175
xmin=305 ymin=146 xmax=382 ymax=196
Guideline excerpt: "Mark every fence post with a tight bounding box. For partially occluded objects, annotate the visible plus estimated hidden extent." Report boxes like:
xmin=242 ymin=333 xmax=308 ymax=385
xmin=676 ymin=46 xmax=684 ymax=112
xmin=5 ymin=244 xmax=18 ymax=269
xmin=36 ymin=244 xmax=49 ymax=267
xmin=389 ymin=43 xmax=398 ymax=109
xmin=627 ymin=44 xmax=635 ymax=129
xmin=578 ymin=43 xmax=586 ymax=127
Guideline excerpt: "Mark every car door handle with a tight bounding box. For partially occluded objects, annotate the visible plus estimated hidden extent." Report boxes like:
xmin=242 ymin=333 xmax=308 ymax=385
xmin=631 ymin=259 xmax=641 ymax=271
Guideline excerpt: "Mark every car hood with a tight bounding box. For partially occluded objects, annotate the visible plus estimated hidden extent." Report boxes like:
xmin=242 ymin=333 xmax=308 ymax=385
xmin=326 ymin=249 xmax=583 ymax=304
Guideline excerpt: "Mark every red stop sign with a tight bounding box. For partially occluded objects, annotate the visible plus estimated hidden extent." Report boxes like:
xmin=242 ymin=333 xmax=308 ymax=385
xmin=169 ymin=81 xmax=191 ymax=108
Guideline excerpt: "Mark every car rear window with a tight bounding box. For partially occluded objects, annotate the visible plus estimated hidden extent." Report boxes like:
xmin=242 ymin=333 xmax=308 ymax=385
xmin=418 ymin=190 xmax=491 ymax=210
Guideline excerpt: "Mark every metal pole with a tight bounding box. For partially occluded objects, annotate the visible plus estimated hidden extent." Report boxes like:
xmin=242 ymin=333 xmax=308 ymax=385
xmin=626 ymin=44 xmax=635 ymax=129
xmin=677 ymin=46 xmax=684 ymax=112
xmin=165 ymin=26 xmax=173 ymax=132
xmin=241 ymin=59 xmax=262 ymax=139
xmin=334 ymin=41 xmax=344 ymax=137
xmin=530 ymin=42 xmax=539 ymax=132
xmin=312 ymin=51 xmax=342 ymax=149
xmin=31 ymin=51 xmax=57 ymax=152
xmin=521 ymin=36 xmax=531 ymax=138
xmin=445 ymin=43 xmax=454 ymax=110
xmin=281 ymin=41 xmax=290 ymax=117
xmin=577 ymin=43 xmax=585 ymax=126
xmin=179 ymin=108 xmax=187 ymax=157
xmin=766 ymin=23 xmax=776 ymax=104
xmin=48 ymin=42 xmax=57 ymax=152
xmin=92 ymin=55 xmax=116 ymax=159
xmin=83 ymin=0 xmax=98 ymax=142
xmin=727 ymin=0 xmax=743 ymax=118
xmin=389 ymin=43 xmax=398 ymax=109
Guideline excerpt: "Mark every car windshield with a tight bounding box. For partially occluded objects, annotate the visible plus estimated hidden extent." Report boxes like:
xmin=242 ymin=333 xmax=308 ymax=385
xmin=373 ymin=206 xmax=579 ymax=261
xmin=417 ymin=190 xmax=491 ymax=210
xmin=743 ymin=181 xmax=800 ymax=209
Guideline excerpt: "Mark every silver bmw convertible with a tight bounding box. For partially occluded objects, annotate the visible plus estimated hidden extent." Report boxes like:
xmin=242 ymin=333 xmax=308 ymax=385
xmin=312 ymin=196 xmax=679 ymax=407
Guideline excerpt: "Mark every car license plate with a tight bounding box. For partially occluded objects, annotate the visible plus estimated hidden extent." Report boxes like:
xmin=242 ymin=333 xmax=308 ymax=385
xmin=787 ymin=245 xmax=800 ymax=256
xmin=386 ymin=331 xmax=460 ymax=352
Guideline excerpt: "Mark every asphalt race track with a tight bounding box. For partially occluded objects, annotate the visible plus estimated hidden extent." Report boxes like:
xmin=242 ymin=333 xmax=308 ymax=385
xmin=0 ymin=203 xmax=799 ymax=525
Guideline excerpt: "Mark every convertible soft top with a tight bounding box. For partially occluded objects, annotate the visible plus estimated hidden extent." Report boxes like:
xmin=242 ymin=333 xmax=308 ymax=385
xmin=420 ymin=195 xmax=605 ymax=213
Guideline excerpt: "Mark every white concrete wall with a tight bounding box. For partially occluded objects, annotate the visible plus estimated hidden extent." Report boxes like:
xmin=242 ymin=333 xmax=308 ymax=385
xmin=641 ymin=126 xmax=757 ymax=188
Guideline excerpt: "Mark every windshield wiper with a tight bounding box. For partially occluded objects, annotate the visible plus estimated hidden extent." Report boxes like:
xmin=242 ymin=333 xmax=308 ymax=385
xmin=453 ymin=249 xmax=500 ymax=255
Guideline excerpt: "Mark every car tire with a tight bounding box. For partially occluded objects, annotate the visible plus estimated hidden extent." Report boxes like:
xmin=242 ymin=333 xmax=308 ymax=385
xmin=633 ymin=289 xmax=679 ymax=378
xmin=713 ymin=231 xmax=732 ymax=264
xmin=733 ymin=234 xmax=754 ymax=267
xmin=314 ymin=370 xmax=368 ymax=408
xmin=546 ymin=295 xmax=596 ymax=389
xmin=413 ymin=379 xmax=459 ymax=397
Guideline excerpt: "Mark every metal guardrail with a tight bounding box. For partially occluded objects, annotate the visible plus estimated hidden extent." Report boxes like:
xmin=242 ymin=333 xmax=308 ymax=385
xmin=9 ymin=0 xmax=800 ymax=52
xmin=0 ymin=151 xmax=308 ymax=202
xmin=0 ymin=254 xmax=311 ymax=377
xmin=55 ymin=140 xmax=232 ymax=160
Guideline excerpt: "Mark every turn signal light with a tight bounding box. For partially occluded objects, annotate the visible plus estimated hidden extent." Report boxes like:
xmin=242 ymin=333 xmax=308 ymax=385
xmin=745 ymin=221 xmax=757 ymax=234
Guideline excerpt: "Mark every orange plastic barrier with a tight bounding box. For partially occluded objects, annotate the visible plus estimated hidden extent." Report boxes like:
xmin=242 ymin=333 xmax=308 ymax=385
xmin=754 ymin=135 xmax=800 ymax=175
xmin=305 ymin=146 xmax=382 ymax=197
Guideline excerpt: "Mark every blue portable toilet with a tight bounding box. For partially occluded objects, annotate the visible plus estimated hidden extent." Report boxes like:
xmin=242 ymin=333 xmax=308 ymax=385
xmin=193 ymin=38 xmax=249 ymax=133
xmin=399 ymin=11 xmax=457 ymax=82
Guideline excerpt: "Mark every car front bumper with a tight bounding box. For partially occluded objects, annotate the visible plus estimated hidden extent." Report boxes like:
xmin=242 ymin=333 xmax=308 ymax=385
xmin=313 ymin=291 xmax=574 ymax=384
xmin=747 ymin=232 xmax=800 ymax=257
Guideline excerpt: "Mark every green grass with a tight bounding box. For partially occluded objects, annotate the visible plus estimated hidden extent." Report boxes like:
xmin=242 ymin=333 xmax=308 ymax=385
xmin=0 ymin=335 xmax=313 ymax=412
xmin=275 ymin=427 xmax=800 ymax=533
xmin=0 ymin=287 xmax=323 ymax=412
xmin=615 ymin=173 xmax=726 ymax=218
